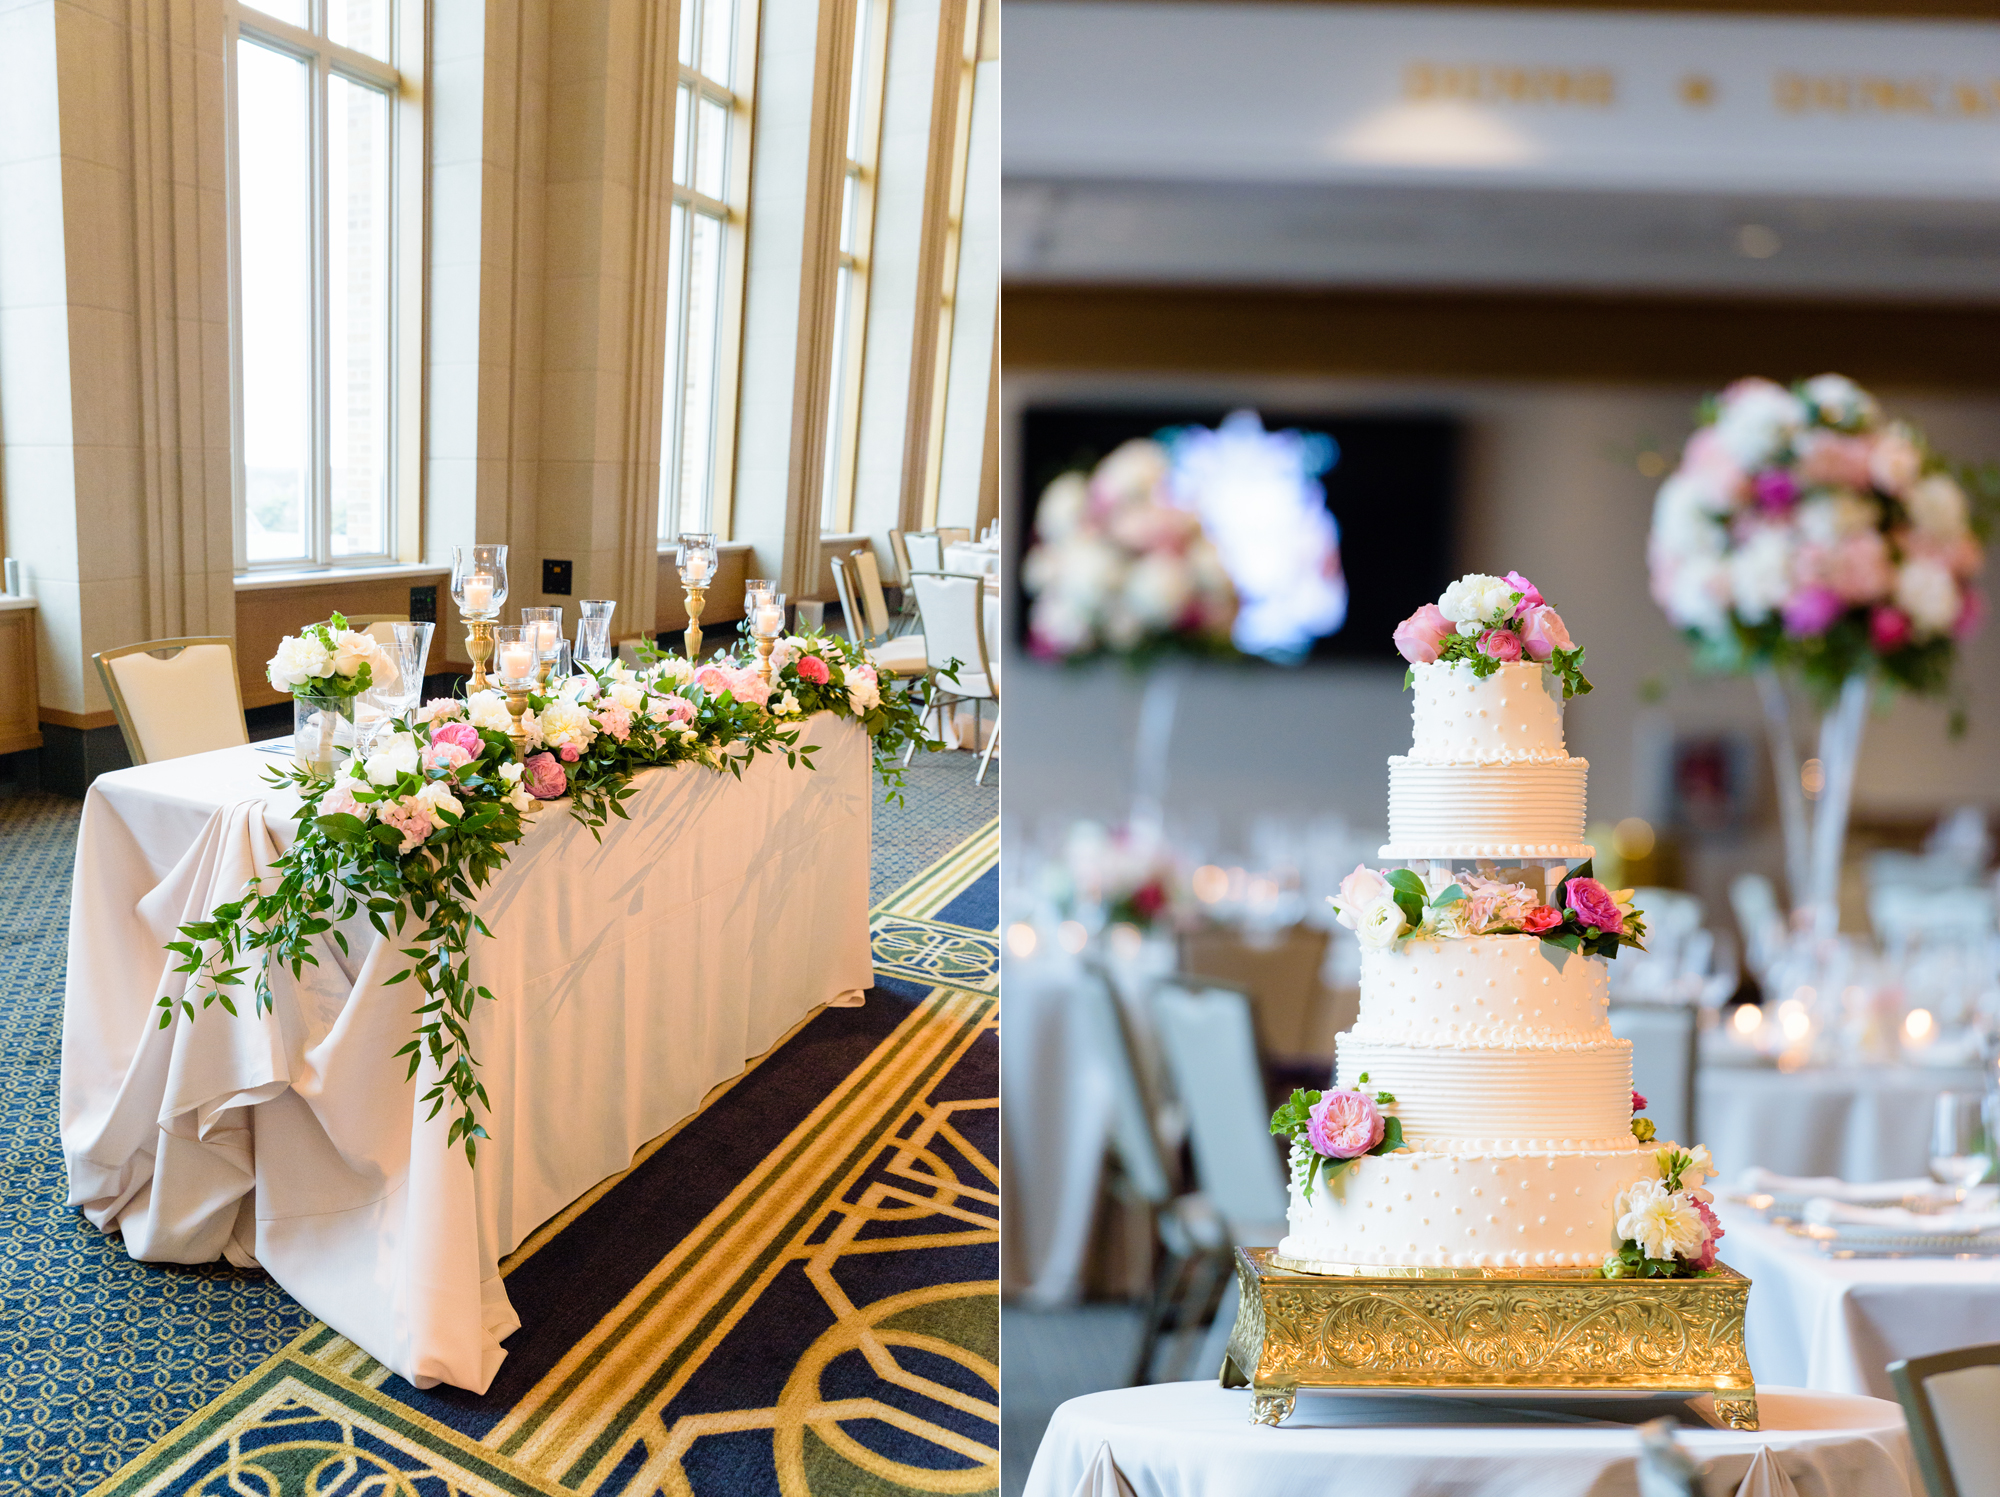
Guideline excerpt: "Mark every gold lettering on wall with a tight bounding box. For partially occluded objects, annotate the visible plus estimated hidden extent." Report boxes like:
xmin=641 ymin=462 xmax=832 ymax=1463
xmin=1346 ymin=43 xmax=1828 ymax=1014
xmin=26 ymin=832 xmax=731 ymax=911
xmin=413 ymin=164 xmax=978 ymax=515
xmin=1404 ymin=61 xmax=1616 ymax=108
xmin=1773 ymin=71 xmax=2000 ymax=118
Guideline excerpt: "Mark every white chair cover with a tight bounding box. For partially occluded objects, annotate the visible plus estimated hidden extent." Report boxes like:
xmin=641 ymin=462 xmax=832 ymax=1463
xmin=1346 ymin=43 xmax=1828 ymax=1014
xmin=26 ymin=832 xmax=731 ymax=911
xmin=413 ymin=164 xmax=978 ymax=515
xmin=910 ymin=572 xmax=992 ymax=700
xmin=1150 ymin=979 xmax=1289 ymax=1238
xmin=1928 ymin=1363 xmax=2000 ymax=1497
xmin=101 ymin=642 xmax=247 ymax=763
xmin=905 ymin=532 xmax=944 ymax=574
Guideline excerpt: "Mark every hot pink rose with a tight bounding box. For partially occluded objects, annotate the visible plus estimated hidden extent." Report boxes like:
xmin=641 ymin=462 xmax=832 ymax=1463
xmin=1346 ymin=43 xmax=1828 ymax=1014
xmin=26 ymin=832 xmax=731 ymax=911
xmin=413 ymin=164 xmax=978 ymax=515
xmin=1502 ymin=571 xmax=1544 ymax=615
xmin=1780 ymin=585 xmax=1843 ymax=638
xmin=524 ymin=750 xmax=568 ymax=799
xmin=1870 ymin=605 xmax=1912 ymax=651
xmin=1520 ymin=905 xmax=1563 ymax=934
xmin=1751 ymin=469 xmax=1799 ymax=513
xmin=1392 ymin=603 xmax=1452 ymax=665
xmin=1306 ymin=1089 xmax=1385 ymax=1160
xmin=797 ymin=654 xmax=830 ymax=685
xmin=1516 ymin=606 xmax=1572 ymax=661
xmin=594 ymin=702 xmax=632 ymax=743
xmin=1477 ymin=627 xmax=1522 ymax=662
xmin=1631 ymin=1090 xmax=1648 ymax=1113
xmin=423 ymin=741 xmax=473 ymax=775
xmin=1563 ymin=876 xmax=1624 ymax=934
xmin=1686 ymin=1198 xmax=1724 ymax=1271
xmin=1956 ymin=585 xmax=1985 ymax=642
xmin=429 ymin=720 xmax=482 ymax=756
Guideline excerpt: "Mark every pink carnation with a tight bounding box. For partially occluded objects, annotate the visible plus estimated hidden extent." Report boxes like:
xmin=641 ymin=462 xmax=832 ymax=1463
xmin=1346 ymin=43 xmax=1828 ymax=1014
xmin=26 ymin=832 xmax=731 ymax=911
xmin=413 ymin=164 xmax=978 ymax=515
xmin=377 ymin=796 xmax=436 ymax=854
xmin=1563 ymin=876 xmax=1624 ymax=934
xmin=429 ymin=720 xmax=482 ymax=756
xmin=1686 ymin=1198 xmax=1724 ymax=1271
xmin=1870 ymin=605 xmax=1912 ymax=651
xmin=1306 ymin=1089 xmax=1385 ymax=1160
xmin=1392 ymin=603 xmax=1452 ymax=665
xmin=1631 ymin=1090 xmax=1648 ymax=1113
xmin=1477 ymin=627 xmax=1522 ymax=662
xmin=423 ymin=741 xmax=473 ymax=775
xmin=797 ymin=654 xmax=830 ymax=685
xmin=524 ymin=751 xmax=568 ymax=799
xmin=1517 ymin=605 xmax=1572 ymax=662
xmin=1521 ymin=905 xmax=1563 ymax=934
xmin=594 ymin=702 xmax=632 ymax=743
xmin=1502 ymin=571 xmax=1544 ymax=615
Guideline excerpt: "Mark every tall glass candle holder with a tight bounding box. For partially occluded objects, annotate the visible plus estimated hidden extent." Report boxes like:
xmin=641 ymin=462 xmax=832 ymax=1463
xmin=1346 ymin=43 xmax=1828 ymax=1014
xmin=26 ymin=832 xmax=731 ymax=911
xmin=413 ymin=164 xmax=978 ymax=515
xmin=576 ymin=599 xmax=616 ymax=669
xmin=521 ymin=606 xmax=564 ymax=688
xmin=678 ymin=533 xmax=718 ymax=661
xmin=452 ymin=544 xmax=509 ymax=692
xmin=493 ymin=625 xmax=538 ymax=758
xmin=752 ymin=591 xmax=786 ymax=682
xmin=741 ymin=578 xmax=775 ymax=641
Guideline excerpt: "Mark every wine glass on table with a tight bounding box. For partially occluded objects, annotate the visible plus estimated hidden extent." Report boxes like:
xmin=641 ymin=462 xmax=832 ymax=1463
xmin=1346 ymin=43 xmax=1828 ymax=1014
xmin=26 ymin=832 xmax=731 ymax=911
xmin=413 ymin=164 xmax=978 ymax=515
xmin=1930 ymin=1090 xmax=1996 ymax=1200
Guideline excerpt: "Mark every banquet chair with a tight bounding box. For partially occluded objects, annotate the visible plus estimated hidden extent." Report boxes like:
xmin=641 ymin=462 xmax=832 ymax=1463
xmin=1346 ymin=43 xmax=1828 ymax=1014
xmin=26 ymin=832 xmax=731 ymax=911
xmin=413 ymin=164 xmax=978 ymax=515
xmin=1142 ymin=977 xmax=1291 ymax=1384
xmin=827 ymin=556 xmax=927 ymax=680
xmin=886 ymin=529 xmax=919 ymax=626
xmin=94 ymin=637 xmax=248 ymax=765
xmin=1889 ymin=1342 xmax=2000 ymax=1497
xmin=936 ymin=526 xmax=972 ymax=547
xmin=904 ymin=531 xmax=944 ymax=574
xmin=1178 ymin=924 xmax=1334 ymax=1079
xmin=907 ymin=570 xmax=997 ymax=780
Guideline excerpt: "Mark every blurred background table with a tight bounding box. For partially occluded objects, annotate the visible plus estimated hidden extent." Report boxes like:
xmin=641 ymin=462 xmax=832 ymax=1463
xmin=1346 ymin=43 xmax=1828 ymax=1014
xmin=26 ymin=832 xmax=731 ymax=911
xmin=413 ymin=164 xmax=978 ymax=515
xmin=945 ymin=540 xmax=1000 ymax=575
xmin=1700 ymin=1065 xmax=1991 ymax=1184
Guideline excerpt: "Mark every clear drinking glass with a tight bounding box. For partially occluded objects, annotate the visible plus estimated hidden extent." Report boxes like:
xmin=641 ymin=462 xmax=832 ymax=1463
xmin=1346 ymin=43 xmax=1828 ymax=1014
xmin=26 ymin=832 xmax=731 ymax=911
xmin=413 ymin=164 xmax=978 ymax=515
xmin=451 ymin=544 xmax=508 ymax=618
xmin=576 ymin=599 xmax=617 ymax=667
xmin=1930 ymin=1090 xmax=1996 ymax=1195
xmin=391 ymin=621 xmax=434 ymax=711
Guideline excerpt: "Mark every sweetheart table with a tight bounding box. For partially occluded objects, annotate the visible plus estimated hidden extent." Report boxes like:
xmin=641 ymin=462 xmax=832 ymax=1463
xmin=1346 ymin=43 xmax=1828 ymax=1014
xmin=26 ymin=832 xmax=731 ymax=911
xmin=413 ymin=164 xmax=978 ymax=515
xmin=61 ymin=716 xmax=872 ymax=1393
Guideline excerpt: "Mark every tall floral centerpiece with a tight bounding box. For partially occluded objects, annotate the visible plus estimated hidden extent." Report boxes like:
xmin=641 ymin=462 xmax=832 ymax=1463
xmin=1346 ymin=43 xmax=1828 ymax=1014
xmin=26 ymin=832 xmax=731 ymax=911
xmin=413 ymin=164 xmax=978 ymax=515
xmin=267 ymin=613 xmax=401 ymax=779
xmin=1647 ymin=374 xmax=1991 ymax=932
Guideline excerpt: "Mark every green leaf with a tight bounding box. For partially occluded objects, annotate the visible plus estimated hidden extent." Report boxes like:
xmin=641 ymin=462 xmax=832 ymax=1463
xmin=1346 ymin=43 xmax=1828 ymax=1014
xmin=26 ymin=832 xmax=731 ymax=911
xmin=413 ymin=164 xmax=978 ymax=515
xmin=1428 ymin=883 xmax=1464 ymax=908
xmin=1374 ymin=1115 xmax=1405 ymax=1154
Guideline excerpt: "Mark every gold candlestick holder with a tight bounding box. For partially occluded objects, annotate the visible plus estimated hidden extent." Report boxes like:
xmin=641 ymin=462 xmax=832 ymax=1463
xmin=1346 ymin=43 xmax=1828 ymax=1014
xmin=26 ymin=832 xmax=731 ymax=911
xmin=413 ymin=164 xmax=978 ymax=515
xmin=755 ymin=631 xmax=778 ymax=683
xmin=503 ymin=684 xmax=535 ymax=761
xmin=465 ymin=618 xmax=497 ymax=693
xmin=683 ymin=584 xmax=707 ymax=662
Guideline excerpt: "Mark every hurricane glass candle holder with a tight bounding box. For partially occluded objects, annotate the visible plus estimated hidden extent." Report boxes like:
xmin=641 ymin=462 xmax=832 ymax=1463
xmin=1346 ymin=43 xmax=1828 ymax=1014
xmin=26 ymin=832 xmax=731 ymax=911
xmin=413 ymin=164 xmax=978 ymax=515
xmin=521 ymin=607 xmax=563 ymax=688
xmin=452 ymin=545 xmax=509 ymax=692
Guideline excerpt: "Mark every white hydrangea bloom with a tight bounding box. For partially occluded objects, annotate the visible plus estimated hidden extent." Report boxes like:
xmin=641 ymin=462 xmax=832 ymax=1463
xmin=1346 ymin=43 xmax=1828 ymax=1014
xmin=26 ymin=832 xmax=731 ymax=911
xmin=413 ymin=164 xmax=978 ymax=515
xmin=1437 ymin=573 xmax=1517 ymax=634
xmin=1712 ymin=380 xmax=1805 ymax=469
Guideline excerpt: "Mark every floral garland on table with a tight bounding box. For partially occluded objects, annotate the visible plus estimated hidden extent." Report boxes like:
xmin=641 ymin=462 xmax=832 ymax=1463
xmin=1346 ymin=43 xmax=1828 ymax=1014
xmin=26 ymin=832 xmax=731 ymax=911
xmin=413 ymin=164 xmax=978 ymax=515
xmin=1327 ymin=860 xmax=1648 ymax=960
xmin=1393 ymin=570 xmax=1592 ymax=700
xmin=1269 ymin=1073 xmax=1406 ymax=1202
xmin=1603 ymin=1143 xmax=1724 ymax=1280
xmin=1648 ymin=373 xmax=1993 ymax=702
xmin=165 ymin=628 xmax=946 ymax=1162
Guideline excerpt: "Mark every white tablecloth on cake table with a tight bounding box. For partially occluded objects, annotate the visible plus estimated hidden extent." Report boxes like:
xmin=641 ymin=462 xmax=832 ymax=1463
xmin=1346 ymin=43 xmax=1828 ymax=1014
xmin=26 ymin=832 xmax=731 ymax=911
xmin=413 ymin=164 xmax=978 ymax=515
xmin=1698 ymin=1064 xmax=1989 ymax=1184
xmin=61 ymin=718 xmax=873 ymax=1393
xmin=944 ymin=541 xmax=999 ymax=576
xmin=1716 ymin=1201 xmax=2000 ymax=1401
xmin=1022 ymin=1381 xmax=1916 ymax=1497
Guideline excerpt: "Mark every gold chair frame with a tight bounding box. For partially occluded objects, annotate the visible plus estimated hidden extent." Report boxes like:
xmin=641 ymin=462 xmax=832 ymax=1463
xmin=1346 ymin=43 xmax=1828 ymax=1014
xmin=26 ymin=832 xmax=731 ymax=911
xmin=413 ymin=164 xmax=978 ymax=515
xmin=93 ymin=636 xmax=244 ymax=766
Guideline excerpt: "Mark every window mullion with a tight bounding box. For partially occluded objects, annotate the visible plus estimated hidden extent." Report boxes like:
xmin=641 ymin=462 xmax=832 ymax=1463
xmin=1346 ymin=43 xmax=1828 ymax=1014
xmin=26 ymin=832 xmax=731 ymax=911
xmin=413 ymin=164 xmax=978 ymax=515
xmin=312 ymin=46 xmax=330 ymax=567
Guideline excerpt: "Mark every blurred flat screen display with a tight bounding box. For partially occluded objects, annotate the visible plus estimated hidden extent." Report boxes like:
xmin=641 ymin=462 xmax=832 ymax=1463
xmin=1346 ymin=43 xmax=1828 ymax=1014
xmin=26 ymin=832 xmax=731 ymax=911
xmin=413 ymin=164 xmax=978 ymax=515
xmin=1018 ymin=406 xmax=1462 ymax=665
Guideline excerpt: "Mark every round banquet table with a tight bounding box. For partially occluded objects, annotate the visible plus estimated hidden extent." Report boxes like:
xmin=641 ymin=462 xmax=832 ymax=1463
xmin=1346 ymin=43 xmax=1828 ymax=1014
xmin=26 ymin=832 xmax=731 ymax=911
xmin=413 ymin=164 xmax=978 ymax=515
xmin=1020 ymin=1381 xmax=1916 ymax=1497
xmin=945 ymin=540 xmax=1000 ymax=575
xmin=1715 ymin=1200 xmax=2000 ymax=1401
xmin=1698 ymin=1063 xmax=1990 ymax=1184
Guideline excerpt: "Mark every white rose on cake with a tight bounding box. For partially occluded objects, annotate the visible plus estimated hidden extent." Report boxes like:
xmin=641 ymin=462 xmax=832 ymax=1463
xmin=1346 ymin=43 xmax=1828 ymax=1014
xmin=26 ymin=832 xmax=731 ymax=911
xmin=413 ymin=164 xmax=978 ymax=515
xmin=1354 ymin=898 xmax=1409 ymax=950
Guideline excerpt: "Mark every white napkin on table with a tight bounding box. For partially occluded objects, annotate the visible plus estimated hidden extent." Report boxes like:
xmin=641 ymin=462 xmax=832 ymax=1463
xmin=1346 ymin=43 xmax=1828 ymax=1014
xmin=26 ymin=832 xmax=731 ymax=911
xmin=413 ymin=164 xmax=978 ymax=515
xmin=1069 ymin=1442 xmax=1138 ymax=1497
xmin=1737 ymin=1169 xmax=1940 ymax=1205
xmin=1732 ymin=1445 xmax=1801 ymax=1497
xmin=1802 ymin=1197 xmax=2000 ymax=1237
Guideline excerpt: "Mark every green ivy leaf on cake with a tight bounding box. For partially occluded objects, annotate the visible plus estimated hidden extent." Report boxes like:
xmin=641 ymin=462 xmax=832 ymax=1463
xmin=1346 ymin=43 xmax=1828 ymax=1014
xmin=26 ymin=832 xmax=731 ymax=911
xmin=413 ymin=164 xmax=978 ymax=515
xmin=1394 ymin=570 xmax=1593 ymax=700
xmin=1270 ymin=1076 xmax=1403 ymax=1202
xmin=1328 ymin=859 xmax=1648 ymax=958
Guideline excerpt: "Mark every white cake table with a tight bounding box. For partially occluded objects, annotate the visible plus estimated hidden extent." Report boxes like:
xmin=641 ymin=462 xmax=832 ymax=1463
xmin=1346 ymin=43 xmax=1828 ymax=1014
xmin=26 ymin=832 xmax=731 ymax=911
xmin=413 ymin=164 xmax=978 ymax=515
xmin=1717 ymin=1201 xmax=2000 ymax=1400
xmin=1021 ymin=1381 xmax=1917 ymax=1497
xmin=1699 ymin=1063 xmax=1989 ymax=1184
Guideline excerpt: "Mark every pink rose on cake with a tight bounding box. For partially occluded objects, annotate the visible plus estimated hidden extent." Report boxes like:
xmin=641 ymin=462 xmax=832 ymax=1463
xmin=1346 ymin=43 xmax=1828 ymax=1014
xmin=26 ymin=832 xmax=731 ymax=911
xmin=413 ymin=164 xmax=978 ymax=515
xmin=1520 ymin=905 xmax=1563 ymax=934
xmin=1516 ymin=605 xmax=1572 ymax=661
xmin=1392 ymin=603 xmax=1452 ymax=665
xmin=1477 ymin=627 xmax=1522 ymax=662
xmin=1563 ymin=876 xmax=1625 ymax=934
xmin=1330 ymin=863 xmax=1389 ymax=930
xmin=1502 ymin=570 xmax=1543 ymax=614
xmin=1306 ymin=1089 xmax=1385 ymax=1160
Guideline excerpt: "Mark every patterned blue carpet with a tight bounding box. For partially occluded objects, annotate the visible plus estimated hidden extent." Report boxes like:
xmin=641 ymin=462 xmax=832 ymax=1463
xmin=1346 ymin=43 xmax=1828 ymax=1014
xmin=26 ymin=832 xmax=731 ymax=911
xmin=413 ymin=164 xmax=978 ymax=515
xmin=0 ymin=748 xmax=993 ymax=1495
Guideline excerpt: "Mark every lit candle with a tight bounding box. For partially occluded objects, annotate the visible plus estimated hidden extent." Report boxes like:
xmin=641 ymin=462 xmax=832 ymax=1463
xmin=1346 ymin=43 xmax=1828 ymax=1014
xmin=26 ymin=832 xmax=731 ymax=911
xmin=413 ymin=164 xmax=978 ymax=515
xmin=532 ymin=621 xmax=558 ymax=652
xmin=463 ymin=573 xmax=494 ymax=613
xmin=499 ymin=641 xmax=533 ymax=680
xmin=685 ymin=555 xmax=712 ymax=583
xmin=756 ymin=604 xmax=783 ymax=635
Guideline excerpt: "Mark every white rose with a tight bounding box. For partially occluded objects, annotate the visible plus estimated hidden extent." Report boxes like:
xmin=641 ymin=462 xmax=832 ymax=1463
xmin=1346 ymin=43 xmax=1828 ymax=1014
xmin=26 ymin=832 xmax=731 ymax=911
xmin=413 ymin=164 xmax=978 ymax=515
xmin=1906 ymin=474 xmax=1970 ymax=542
xmin=1712 ymin=380 xmax=1805 ymax=470
xmin=268 ymin=634 xmax=335 ymax=693
xmin=1615 ymin=1179 xmax=1707 ymax=1261
xmin=415 ymin=777 xmax=463 ymax=820
xmin=770 ymin=639 xmax=802 ymax=673
xmin=1354 ymin=898 xmax=1409 ymax=950
xmin=1727 ymin=526 xmax=1795 ymax=623
xmin=847 ymin=679 xmax=881 ymax=714
xmin=1123 ymin=553 xmax=1193 ymax=629
xmin=606 ymin=681 xmax=644 ymax=712
xmin=330 ymin=630 xmax=376 ymax=681
xmin=1800 ymin=373 xmax=1878 ymax=430
xmin=466 ymin=692 xmax=514 ymax=734
xmin=649 ymin=657 xmax=693 ymax=689
xmin=362 ymin=731 xmax=421 ymax=787
xmin=1034 ymin=471 xmax=1090 ymax=542
xmin=1895 ymin=556 xmax=1961 ymax=636
xmin=1652 ymin=474 xmax=1734 ymax=551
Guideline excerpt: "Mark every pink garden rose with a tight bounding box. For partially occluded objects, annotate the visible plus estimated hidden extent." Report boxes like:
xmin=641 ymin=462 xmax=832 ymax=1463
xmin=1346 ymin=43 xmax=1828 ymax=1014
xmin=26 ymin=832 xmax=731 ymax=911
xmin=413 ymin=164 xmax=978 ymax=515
xmin=422 ymin=741 xmax=473 ymax=775
xmin=524 ymin=750 xmax=568 ymax=799
xmin=1502 ymin=570 xmax=1544 ymax=614
xmin=1686 ymin=1198 xmax=1724 ymax=1271
xmin=1477 ymin=627 xmax=1522 ymax=662
xmin=414 ymin=698 xmax=465 ymax=726
xmin=1870 ymin=605 xmax=1912 ymax=651
xmin=1520 ymin=905 xmax=1563 ymax=934
xmin=1392 ymin=603 xmax=1452 ymax=665
xmin=1631 ymin=1090 xmax=1648 ymax=1113
xmin=1517 ymin=605 xmax=1572 ymax=661
xmin=1780 ymin=585 xmax=1843 ymax=638
xmin=726 ymin=666 xmax=773 ymax=708
xmin=797 ymin=654 xmax=830 ymax=685
xmin=660 ymin=693 xmax=697 ymax=725
xmin=1307 ymin=1089 xmax=1385 ymax=1160
xmin=1564 ymin=876 xmax=1625 ymax=934
xmin=1334 ymin=864 xmax=1389 ymax=929
xmin=558 ymin=744 xmax=580 ymax=762
xmin=693 ymin=664 xmax=732 ymax=695
xmin=429 ymin=720 xmax=482 ymax=755
xmin=594 ymin=702 xmax=632 ymax=743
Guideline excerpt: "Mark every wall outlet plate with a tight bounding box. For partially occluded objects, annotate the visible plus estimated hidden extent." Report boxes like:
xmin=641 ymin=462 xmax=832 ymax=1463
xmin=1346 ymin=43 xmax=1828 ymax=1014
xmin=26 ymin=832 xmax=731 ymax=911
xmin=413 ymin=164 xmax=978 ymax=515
xmin=409 ymin=584 xmax=437 ymax=622
xmin=543 ymin=558 xmax=573 ymax=595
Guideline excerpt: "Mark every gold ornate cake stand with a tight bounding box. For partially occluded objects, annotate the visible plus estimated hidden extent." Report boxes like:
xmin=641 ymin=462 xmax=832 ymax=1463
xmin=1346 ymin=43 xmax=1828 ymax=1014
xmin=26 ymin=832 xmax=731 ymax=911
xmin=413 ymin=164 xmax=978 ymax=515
xmin=1222 ymin=1247 xmax=1757 ymax=1430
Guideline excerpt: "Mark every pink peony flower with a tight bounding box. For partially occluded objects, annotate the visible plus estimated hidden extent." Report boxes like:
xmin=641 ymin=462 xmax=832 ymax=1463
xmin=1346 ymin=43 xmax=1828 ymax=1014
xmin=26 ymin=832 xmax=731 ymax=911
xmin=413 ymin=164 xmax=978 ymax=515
xmin=1478 ymin=627 xmax=1523 ymax=662
xmin=524 ymin=750 xmax=568 ymax=799
xmin=1781 ymin=585 xmax=1844 ymax=638
xmin=422 ymin=741 xmax=473 ymax=775
xmin=1502 ymin=571 xmax=1544 ymax=615
xmin=1956 ymin=586 xmax=1985 ymax=642
xmin=694 ymin=664 xmax=732 ymax=695
xmin=1521 ymin=905 xmax=1564 ymax=934
xmin=1392 ymin=603 xmax=1452 ymax=665
xmin=429 ymin=720 xmax=482 ymax=755
xmin=852 ymin=663 xmax=877 ymax=687
xmin=1686 ymin=1198 xmax=1724 ymax=1271
xmin=661 ymin=693 xmax=697 ymax=725
xmin=1870 ymin=605 xmax=1912 ymax=651
xmin=1828 ymin=533 xmax=1894 ymax=604
xmin=1796 ymin=431 xmax=1876 ymax=490
xmin=1516 ymin=606 xmax=1572 ymax=661
xmin=1631 ymin=1090 xmax=1648 ymax=1113
xmin=727 ymin=667 xmax=773 ymax=707
xmin=796 ymin=654 xmax=830 ymax=685
xmin=1564 ymin=876 xmax=1625 ymax=934
xmin=1306 ymin=1089 xmax=1385 ymax=1160
xmin=594 ymin=702 xmax=632 ymax=743
xmin=1751 ymin=469 xmax=1800 ymax=513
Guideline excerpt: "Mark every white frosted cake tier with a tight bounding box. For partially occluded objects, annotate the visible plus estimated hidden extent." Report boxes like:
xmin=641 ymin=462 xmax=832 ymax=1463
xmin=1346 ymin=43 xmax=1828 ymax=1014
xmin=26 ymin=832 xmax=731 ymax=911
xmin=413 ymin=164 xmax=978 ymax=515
xmin=1334 ymin=1039 xmax=1635 ymax=1147
xmin=1409 ymin=660 xmax=1567 ymax=764
xmin=1277 ymin=1142 xmax=1658 ymax=1270
xmin=1354 ymin=935 xmax=1612 ymax=1048
xmin=1380 ymin=759 xmax=1591 ymax=862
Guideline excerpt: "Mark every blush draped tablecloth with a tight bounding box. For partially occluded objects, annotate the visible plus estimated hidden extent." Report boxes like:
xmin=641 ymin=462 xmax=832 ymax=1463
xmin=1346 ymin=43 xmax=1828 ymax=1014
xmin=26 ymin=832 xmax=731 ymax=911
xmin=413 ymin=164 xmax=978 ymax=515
xmin=1715 ymin=1201 xmax=2000 ymax=1401
xmin=61 ymin=717 xmax=873 ymax=1393
xmin=1022 ymin=1382 xmax=1917 ymax=1497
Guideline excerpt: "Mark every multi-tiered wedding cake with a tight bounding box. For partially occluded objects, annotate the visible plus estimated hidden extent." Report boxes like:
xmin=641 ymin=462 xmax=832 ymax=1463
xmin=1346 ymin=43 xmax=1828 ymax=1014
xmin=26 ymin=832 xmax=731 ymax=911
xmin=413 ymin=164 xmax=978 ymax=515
xmin=1274 ymin=572 xmax=1721 ymax=1276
